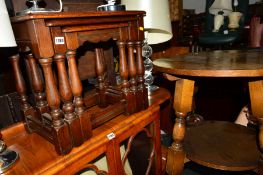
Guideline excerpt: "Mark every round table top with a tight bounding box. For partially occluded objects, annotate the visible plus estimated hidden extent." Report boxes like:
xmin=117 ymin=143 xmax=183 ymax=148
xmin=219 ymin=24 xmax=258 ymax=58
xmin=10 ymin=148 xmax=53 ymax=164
xmin=153 ymin=50 xmax=263 ymax=77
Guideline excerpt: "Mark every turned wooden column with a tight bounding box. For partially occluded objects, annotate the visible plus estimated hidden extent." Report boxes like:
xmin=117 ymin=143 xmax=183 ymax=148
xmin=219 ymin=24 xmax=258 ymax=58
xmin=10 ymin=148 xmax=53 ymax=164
xmin=248 ymin=80 xmax=263 ymax=175
xmin=127 ymin=41 xmax=137 ymax=113
xmin=66 ymin=50 xmax=85 ymax=113
xmin=117 ymin=41 xmax=132 ymax=115
xmin=166 ymin=79 xmax=195 ymax=175
xmin=54 ymin=54 xmax=83 ymax=147
xmin=95 ymin=48 xmax=107 ymax=108
xmin=26 ymin=53 xmax=48 ymax=113
xmin=66 ymin=50 xmax=92 ymax=141
xmin=135 ymin=41 xmax=148 ymax=110
xmin=9 ymin=54 xmax=32 ymax=116
xmin=39 ymin=57 xmax=72 ymax=155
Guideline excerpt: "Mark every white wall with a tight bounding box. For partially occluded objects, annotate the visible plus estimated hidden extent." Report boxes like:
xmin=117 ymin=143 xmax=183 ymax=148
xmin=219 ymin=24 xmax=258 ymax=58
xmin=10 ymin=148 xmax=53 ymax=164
xmin=183 ymin=0 xmax=261 ymax=14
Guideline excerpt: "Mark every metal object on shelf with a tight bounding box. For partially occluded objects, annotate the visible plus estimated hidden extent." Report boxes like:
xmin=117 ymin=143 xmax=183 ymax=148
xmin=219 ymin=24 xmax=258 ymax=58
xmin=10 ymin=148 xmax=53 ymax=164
xmin=97 ymin=0 xmax=125 ymax=11
xmin=16 ymin=0 xmax=63 ymax=16
xmin=0 ymin=134 xmax=19 ymax=173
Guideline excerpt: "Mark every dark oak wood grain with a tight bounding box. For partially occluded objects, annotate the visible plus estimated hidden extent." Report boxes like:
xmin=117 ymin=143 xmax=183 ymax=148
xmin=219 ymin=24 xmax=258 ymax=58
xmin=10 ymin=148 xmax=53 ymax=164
xmin=154 ymin=50 xmax=263 ymax=77
xmin=153 ymin=50 xmax=263 ymax=175
xmin=184 ymin=121 xmax=261 ymax=171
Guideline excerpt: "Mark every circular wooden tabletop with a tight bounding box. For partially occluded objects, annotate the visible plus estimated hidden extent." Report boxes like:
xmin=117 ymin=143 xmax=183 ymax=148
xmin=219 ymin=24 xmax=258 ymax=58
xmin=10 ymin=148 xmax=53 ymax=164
xmin=184 ymin=121 xmax=261 ymax=171
xmin=153 ymin=50 xmax=263 ymax=77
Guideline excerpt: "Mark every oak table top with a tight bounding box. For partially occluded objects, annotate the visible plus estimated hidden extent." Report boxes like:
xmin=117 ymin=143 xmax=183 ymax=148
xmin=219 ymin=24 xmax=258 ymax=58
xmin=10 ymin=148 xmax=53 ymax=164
xmin=11 ymin=11 xmax=145 ymax=22
xmin=153 ymin=50 xmax=263 ymax=77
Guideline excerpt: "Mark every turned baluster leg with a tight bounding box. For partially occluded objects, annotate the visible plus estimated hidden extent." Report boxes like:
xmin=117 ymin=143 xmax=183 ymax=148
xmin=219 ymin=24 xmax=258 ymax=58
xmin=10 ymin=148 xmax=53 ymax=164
xmin=166 ymin=79 xmax=195 ymax=175
xmin=66 ymin=50 xmax=84 ymax=113
xmin=95 ymin=48 xmax=107 ymax=108
xmin=54 ymin=54 xmax=83 ymax=147
xmin=135 ymin=41 xmax=148 ymax=110
xmin=127 ymin=41 xmax=137 ymax=113
xmin=248 ymin=80 xmax=263 ymax=175
xmin=9 ymin=54 xmax=32 ymax=120
xmin=66 ymin=50 xmax=92 ymax=141
xmin=117 ymin=41 xmax=132 ymax=115
xmin=39 ymin=58 xmax=72 ymax=155
xmin=26 ymin=53 xmax=49 ymax=113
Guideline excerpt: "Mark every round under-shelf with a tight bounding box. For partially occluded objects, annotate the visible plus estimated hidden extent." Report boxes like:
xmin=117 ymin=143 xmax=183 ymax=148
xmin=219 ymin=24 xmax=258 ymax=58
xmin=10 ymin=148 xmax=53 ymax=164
xmin=184 ymin=121 xmax=261 ymax=171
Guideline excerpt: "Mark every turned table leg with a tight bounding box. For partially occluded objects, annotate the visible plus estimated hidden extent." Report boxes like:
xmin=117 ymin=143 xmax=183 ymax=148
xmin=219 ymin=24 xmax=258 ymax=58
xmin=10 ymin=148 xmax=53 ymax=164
xmin=39 ymin=58 xmax=72 ymax=155
xmin=166 ymin=79 xmax=195 ymax=175
xmin=127 ymin=41 xmax=137 ymax=114
xmin=248 ymin=80 xmax=263 ymax=175
xmin=10 ymin=54 xmax=35 ymax=133
xmin=10 ymin=54 xmax=32 ymax=113
xmin=95 ymin=48 xmax=107 ymax=108
xmin=25 ymin=53 xmax=48 ymax=113
xmin=117 ymin=41 xmax=131 ymax=115
xmin=135 ymin=41 xmax=148 ymax=110
xmin=54 ymin=54 xmax=83 ymax=147
xmin=66 ymin=50 xmax=92 ymax=141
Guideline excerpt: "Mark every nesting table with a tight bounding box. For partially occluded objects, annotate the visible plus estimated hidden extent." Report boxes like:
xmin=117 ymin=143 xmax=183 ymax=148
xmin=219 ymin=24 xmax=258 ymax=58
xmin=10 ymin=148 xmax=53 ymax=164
xmin=153 ymin=50 xmax=263 ymax=175
xmin=10 ymin=11 xmax=148 ymax=155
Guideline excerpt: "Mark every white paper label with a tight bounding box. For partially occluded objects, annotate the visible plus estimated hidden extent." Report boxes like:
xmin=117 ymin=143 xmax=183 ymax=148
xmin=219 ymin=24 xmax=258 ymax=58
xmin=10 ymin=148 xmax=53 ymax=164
xmin=107 ymin=132 xmax=115 ymax=140
xmin=55 ymin=37 xmax=65 ymax=44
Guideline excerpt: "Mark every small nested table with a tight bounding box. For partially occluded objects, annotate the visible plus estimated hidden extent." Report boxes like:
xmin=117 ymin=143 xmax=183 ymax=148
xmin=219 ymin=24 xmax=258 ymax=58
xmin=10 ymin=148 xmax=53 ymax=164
xmin=10 ymin=11 xmax=148 ymax=155
xmin=153 ymin=50 xmax=263 ymax=175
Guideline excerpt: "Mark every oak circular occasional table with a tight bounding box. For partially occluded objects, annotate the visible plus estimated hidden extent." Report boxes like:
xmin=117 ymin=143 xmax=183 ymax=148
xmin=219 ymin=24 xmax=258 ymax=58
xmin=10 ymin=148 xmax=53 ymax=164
xmin=153 ymin=50 xmax=263 ymax=175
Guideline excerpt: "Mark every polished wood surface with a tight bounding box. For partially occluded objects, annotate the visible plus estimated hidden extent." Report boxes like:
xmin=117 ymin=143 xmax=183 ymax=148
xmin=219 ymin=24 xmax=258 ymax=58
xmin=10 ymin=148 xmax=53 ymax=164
xmin=11 ymin=11 xmax=145 ymax=21
xmin=2 ymin=88 xmax=170 ymax=175
xmin=184 ymin=121 xmax=261 ymax=171
xmin=154 ymin=50 xmax=263 ymax=77
xmin=153 ymin=50 xmax=263 ymax=175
